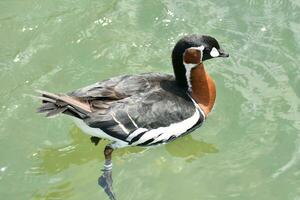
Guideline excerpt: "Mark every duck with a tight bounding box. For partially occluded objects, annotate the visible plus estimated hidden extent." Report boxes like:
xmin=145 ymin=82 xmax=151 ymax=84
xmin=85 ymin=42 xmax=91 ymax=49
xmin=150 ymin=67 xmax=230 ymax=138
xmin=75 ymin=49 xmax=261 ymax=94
xmin=37 ymin=34 xmax=229 ymax=198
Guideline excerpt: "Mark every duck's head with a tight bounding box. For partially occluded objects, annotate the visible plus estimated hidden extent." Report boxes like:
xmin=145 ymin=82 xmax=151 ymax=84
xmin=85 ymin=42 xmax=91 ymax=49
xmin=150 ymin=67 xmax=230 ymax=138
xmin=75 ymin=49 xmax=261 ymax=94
xmin=172 ymin=35 xmax=229 ymax=87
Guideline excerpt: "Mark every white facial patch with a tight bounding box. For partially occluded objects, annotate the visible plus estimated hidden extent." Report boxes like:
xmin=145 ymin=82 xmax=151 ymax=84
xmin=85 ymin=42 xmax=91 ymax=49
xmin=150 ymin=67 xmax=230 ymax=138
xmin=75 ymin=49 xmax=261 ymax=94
xmin=210 ymin=47 xmax=219 ymax=57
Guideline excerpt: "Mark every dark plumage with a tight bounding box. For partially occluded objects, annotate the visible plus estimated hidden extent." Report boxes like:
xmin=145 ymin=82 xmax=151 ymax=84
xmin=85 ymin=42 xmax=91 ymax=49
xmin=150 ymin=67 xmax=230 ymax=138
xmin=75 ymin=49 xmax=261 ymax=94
xmin=38 ymin=73 xmax=204 ymax=146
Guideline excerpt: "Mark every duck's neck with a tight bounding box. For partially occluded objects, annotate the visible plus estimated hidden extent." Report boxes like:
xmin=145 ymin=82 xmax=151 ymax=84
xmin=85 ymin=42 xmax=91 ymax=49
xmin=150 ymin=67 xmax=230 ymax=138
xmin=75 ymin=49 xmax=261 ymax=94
xmin=189 ymin=63 xmax=216 ymax=117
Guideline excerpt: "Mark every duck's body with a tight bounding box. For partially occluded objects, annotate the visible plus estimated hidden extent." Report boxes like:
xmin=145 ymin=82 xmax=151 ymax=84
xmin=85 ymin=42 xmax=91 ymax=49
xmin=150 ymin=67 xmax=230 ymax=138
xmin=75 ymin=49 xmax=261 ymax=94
xmin=37 ymin=34 xmax=228 ymax=198
xmin=67 ymin=72 xmax=205 ymax=148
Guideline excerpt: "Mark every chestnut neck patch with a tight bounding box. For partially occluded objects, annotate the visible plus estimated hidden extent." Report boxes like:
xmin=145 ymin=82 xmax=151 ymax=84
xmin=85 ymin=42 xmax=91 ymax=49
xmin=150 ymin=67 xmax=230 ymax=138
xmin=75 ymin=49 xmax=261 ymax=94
xmin=183 ymin=46 xmax=204 ymax=90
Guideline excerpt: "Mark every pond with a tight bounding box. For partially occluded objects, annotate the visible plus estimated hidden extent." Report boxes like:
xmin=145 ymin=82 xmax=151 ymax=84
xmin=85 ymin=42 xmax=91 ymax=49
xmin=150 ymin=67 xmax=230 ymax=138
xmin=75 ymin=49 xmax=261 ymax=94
xmin=0 ymin=0 xmax=299 ymax=199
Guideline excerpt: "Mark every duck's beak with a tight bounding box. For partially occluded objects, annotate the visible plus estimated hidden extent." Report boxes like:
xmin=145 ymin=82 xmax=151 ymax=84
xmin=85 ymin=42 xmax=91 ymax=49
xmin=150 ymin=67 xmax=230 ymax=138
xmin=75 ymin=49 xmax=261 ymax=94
xmin=218 ymin=48 xmax=229 ymax=58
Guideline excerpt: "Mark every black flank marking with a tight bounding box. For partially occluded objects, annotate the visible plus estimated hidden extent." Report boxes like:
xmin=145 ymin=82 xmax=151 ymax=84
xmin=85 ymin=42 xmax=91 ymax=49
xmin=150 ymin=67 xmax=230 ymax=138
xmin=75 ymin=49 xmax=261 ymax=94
xmin=148 ymin=140 xmax=164 ymax=146
xmin=129 ymin=131 xmax=147 ymax=145
xmin=140 ymin=133 xmax=164 ymax=146
xmin=166 ymin=135 xmax=177 ymax=143
xmin=137 ymin=138 xmax=155 ymax=146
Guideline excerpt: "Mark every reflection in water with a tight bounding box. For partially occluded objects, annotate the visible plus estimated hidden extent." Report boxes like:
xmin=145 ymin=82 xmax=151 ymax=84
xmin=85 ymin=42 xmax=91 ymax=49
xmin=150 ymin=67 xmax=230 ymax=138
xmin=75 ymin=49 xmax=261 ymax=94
xmin=32 ymin=125 xmax=143 ymax=199
xmin=35 ymin=126 xmax=143 ymax=175
xmin=165 ymin=135 xmax=218 ymax=162
xmin=35 ymin=126 xmax=217 ymax=175
xmin=35 ymin=127 xmax=100 ymax=175
xmin=32 ymin=126 xmax=216 ymax=200
xmin=32 ymin=182 xmax=73 ymax=200
xmin=99 ymin=166 xmax=116 ymax=200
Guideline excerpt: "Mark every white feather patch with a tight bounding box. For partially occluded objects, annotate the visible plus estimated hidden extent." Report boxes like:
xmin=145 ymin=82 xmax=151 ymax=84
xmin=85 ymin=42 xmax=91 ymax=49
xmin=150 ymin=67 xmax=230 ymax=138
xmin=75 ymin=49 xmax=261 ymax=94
xmin=111 ymin=112 xmax=130 ymax=134
xmin=210 ymin=47 xmax=219 ymax=57
xmin=129 ymin=107 xmax=200 ymax=146
xmin=129 ymin=95 xmax=204 ymax=146
xmin=72 ymin=117 xmax=129 ymax=148
xmin=183 ymin=63 xmax=196 ymax=89
xmin=127 ymin=111 xmax=138 ymax=128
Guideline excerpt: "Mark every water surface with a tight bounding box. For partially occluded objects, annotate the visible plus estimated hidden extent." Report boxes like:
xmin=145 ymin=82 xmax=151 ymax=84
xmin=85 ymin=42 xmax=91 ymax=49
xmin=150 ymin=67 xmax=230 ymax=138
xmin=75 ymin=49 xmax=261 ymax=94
xmin=1 ymin=0 xmax=300 ymax=199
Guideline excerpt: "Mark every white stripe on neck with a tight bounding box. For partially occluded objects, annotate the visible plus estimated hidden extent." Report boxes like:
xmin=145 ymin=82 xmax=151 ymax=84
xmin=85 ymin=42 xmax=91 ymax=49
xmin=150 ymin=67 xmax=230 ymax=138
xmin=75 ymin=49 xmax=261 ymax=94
xmin=183 ymin=62 xmax=197 ymax=90
xmin=183 ymin=46 xmax=204 ymax=91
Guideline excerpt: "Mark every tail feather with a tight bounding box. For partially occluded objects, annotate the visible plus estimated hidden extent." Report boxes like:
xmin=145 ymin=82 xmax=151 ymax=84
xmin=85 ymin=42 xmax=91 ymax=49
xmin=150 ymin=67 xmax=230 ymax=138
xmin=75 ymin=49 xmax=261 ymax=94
xmin=36 ymin=90 xmax=61 ymax=100
xmin=36 ymin=90 xmax=92 ymax=118
xmin=37 ymin=103 xmax=57 ymax=113
xmin=37 ymin=96 xmax=57 ymax=103
xmin=46 ymin=107 xmax=68 ymax=118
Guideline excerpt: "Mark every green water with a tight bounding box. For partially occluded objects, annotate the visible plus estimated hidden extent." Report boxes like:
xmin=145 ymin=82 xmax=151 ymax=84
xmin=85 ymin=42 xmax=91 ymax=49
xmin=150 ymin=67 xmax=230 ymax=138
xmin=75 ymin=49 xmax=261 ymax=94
xmin=1 ymin=0 xmax=300 ymax=199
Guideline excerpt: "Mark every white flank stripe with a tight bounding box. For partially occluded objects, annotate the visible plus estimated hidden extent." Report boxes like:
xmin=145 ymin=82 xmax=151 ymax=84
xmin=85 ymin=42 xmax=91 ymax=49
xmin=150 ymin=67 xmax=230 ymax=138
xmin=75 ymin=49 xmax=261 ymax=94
xmin=126 ymin=128 xmax=148 ymax=141
xmin=131 ymin=107 xmax=200 ymax=146
xmin=72 ymin=118 xmax=128 ymax=148
xmin=111 ymin=112 xmax=129 ymax=134
xmin=127 ymin=111 xmax=138 ymax=128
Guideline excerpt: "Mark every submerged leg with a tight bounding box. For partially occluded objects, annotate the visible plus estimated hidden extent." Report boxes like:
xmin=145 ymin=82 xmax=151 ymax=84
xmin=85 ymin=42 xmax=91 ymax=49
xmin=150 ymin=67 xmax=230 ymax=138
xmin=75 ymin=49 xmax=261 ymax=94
xmin=98 ymin=144 xmax=116 ymax=200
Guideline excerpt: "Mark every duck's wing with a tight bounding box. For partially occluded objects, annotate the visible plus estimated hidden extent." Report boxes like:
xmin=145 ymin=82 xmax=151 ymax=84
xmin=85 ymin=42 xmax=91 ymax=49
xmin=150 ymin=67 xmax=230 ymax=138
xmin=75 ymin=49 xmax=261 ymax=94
xmin=81 ymin=76 xmax=204 ymax=146
xmin=37 ymin=73 xmax=169 ymax=118
xmin=69 ymin=73 xmax=165 ymax=100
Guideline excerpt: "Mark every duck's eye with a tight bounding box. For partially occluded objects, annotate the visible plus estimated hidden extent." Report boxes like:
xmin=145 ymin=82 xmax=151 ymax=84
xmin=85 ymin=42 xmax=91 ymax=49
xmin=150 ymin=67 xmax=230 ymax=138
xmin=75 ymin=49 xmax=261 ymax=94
xmin=210 ymin=47 xmax=219 ymax=57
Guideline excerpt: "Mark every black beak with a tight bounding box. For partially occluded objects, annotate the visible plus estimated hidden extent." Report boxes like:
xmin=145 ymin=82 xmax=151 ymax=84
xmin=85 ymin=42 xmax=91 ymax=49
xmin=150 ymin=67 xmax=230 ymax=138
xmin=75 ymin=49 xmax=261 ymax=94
xmin=218 ymin=49 xmax=229 ymax=58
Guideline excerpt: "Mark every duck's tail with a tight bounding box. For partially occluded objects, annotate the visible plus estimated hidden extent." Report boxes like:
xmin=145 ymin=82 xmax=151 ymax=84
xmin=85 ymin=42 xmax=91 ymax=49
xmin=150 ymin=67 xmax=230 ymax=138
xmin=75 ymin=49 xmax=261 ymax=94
xmin=36 ymin=90 xmax=92 ymax=119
